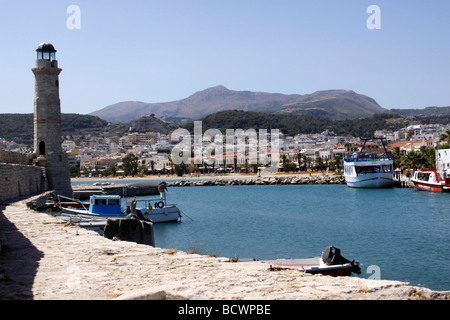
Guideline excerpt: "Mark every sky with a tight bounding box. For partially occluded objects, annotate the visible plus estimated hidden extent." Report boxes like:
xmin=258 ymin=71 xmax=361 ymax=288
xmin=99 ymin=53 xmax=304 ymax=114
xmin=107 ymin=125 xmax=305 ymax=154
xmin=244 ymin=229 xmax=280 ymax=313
xmin=0 ymin=0 xmax=449 ymax=115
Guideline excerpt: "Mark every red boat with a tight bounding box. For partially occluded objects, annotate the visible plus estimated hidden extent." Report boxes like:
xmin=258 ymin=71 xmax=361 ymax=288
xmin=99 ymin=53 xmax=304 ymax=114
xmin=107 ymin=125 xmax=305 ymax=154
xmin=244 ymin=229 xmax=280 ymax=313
xmin=411 ymin=169 xmax=450 ymax=192
xmin=53 ymin=201 xmax=88 ymax=210
xmin=410 ymin=148 xmax=450 ymax=193
xmin=52 ymin=195 xmax=89 ymax=210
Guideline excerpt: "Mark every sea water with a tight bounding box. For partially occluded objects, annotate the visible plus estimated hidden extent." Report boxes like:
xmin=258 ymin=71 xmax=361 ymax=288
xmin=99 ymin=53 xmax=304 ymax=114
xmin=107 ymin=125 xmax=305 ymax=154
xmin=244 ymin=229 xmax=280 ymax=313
xmin=72 ymin=181 xmax=450 ymax=291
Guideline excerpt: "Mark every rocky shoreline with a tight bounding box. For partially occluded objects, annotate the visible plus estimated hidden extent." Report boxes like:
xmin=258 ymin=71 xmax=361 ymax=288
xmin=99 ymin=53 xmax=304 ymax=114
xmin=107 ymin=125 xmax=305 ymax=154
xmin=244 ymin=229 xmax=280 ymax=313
xmin=68 ymin=174 xmax=413 ymax=200
xmin=167 ymin=175 xmax=345 ymax=187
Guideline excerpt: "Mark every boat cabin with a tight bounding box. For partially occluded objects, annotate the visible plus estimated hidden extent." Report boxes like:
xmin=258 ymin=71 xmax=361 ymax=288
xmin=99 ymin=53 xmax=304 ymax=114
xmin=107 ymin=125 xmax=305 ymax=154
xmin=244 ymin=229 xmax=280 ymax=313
xmin=413 ymin=169 xmax=440 ymax=183
xmin=88 ymin=195 xmax=122 ymax=215
xmin=344 ymin=162 xmax=393 ymax=177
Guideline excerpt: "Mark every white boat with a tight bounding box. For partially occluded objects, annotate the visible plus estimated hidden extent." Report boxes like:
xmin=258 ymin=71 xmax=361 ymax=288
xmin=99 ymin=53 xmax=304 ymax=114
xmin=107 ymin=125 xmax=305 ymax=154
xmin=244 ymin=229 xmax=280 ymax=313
xmin=60 ymin=194 xmax=182 ymax=223
xmin=58 ymin=213 xmax=111 ymax=233
xmin=344 ymin=137 xmax=394 ymax=188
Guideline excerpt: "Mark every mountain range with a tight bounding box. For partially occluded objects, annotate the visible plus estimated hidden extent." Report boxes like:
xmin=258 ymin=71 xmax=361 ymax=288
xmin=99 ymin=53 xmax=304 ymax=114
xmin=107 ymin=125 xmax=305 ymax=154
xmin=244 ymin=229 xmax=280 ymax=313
xmin=90 ymin=85 xmax=387 ymax=122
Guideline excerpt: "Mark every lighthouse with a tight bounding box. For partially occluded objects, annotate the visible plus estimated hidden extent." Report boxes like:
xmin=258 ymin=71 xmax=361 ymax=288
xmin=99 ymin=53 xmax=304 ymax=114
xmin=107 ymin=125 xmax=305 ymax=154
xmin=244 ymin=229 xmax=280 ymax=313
xmin=32 ymin=42 xmax=72 ymax=196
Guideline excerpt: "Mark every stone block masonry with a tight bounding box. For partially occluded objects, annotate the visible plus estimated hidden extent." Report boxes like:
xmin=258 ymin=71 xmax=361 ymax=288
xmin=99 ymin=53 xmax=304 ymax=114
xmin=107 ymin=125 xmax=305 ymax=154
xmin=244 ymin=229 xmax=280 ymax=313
xmin=0 ymin=164 xmax=44 ymax=202
xmin=32 ymin=43 xmax=72 ymax=198
xmin=0 ymin=149 xmax=32 ymax=165
xmin=1 ymin=196 xmax=449 ymax=300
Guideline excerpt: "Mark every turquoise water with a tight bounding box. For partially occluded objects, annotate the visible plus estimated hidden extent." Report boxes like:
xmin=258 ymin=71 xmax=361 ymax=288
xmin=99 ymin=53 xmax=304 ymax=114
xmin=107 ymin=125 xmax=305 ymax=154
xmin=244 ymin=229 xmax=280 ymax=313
xmin=73 ymin=181 xmax=450 ymax=291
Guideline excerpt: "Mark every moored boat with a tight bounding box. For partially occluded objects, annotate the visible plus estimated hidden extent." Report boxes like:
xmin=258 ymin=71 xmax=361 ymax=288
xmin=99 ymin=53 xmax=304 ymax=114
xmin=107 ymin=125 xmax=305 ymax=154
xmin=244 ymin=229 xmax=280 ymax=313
xmin=240 ymin=246 xmax=361 ymax=277
xmin=60 ymin=194 xmax=182 ymax=223
xmin=53 ymin=198 xmax=88 ymax=210
xmin=344 ymin=137 xmax=394 ymax=188
xmin=411 ymin=148 xmax=450 ymax=192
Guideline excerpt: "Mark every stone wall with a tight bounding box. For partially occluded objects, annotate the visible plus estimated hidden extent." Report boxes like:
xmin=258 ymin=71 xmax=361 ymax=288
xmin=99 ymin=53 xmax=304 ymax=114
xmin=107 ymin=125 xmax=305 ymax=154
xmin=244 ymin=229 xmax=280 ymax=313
xmin=0 ymin=164 xmax=44 ymax=202
xmin=0 ymin=150 xmax=32 ymax=165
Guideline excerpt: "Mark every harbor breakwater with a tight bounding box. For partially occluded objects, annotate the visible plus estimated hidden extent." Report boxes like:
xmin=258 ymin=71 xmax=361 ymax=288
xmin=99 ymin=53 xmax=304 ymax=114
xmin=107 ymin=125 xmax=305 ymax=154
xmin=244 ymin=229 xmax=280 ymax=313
xmin=71 ymin=175 xmax=345 ymax=198
xmin=167 ymin=175 xmax=345 ymax=187
xmin=70 ymin=174 xmax=413 ymax=199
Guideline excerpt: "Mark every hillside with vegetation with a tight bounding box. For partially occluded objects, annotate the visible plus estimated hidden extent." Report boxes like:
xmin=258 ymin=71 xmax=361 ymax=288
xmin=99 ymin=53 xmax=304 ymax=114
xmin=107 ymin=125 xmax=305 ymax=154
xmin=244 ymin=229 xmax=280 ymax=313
xmin=265 ymin=90 xmax=385 ymax=120
xmin=183 ymin=110 xmax=409 ymax=138
xmin=1 ymin=111 xmax=449 ymax=148
xmin=390 ymin=106 xmax=450 ymax=117
xmin=0 ymin=113 xmax=176 ymax=147
xmin=0 ymin=113 xmax=109 ymax=146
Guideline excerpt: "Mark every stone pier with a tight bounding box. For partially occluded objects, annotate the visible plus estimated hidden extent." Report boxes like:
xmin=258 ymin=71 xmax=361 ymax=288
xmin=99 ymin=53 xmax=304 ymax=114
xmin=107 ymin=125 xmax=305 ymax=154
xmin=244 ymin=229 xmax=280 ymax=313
xmin=0 ymin=195 xmax=448 ymax=300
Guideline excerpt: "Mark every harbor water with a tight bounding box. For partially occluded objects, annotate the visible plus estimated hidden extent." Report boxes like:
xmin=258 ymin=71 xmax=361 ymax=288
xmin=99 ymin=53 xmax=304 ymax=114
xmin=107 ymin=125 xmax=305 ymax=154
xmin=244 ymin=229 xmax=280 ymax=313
xmin=72 ymin=181 xmax=450 ymax=291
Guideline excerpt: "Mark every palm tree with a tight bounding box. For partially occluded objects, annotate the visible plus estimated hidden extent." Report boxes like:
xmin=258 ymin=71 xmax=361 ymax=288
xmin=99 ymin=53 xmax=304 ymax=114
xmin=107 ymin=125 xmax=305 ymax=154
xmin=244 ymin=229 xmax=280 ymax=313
xmin=400 ymin=151 xmax=421 ymax=173
xmin=393 ymin=146 xmax=402 ymax=169
xmin=419 ymin=146 xmax=436 ymax=168
xmin=316 ymin=156 xmax=325 ymax=171
xmin=150 ymin=160 xmax=155 ymax=174
xmin=440 ymin=128 xmax=450 ymax=143
xmin=296 ymin=152 xmax=306 ymax=171
xmin=439 ymin=129 xmax=450 ymax=148
xmin=305 ymin=156 xmax=313 ymax=171
xmin=333 ymin=155 xmax=342 ymax=173
xmin=281 ymin=154 xmax=287 ymax=165
xmin=344 ymin=143 xmax=352 ymax=157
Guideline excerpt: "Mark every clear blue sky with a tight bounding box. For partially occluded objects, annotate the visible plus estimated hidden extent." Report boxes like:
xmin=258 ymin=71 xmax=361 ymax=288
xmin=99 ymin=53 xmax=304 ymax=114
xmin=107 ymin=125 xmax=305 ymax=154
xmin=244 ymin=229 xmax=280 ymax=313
xmin=0 ymin=0 xmax=449 ymax=114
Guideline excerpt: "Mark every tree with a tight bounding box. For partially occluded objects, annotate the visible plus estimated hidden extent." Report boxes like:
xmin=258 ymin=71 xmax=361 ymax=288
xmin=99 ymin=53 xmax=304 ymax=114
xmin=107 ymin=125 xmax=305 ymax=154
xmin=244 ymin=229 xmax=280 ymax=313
xmin=173 ymin=162 xmax=187 ymax=176
xmin=393 ymin=146 xmax=402 ymax=169
xmin=419 ymin=146 xmax=436 ymax=168
xmin=122 ymin=153 xmax=139 ymax=176
xmin=304 ymin=156 xmax=313 ymax=171
xmin=150 ymin=160 xmax=155 ymax=173
xmin=332 ymin=155 xmax=342 ymax=172
xmin=251 ymin=163 xmax=260 ymax=173
xmin=440 ymin=129 xmax=450 ymax=144
xmin=110 ymin=164 xmax=117 ymax=176
xmin=296 ymin=152 xmax=306 ymax=171
xmin=315 ymin=156 xmax=326 ymax=171
xmin=344 ymin=143 xmax=353 ymax=157
xmin=70 ymin=165 xmax=80 ymax=177
xmin=138 ymin=164 xmax=147 ymax=177
xmin=439 ymin=129 xmax=450 ymax=149
xmin=400 ymin=151 xmax=421 ymax=172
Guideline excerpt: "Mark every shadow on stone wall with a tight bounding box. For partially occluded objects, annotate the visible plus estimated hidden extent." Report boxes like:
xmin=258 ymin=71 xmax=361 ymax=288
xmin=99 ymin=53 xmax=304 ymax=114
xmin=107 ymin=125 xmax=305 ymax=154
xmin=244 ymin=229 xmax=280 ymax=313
xmin=0 ymin=205 xmax=43 ymax=299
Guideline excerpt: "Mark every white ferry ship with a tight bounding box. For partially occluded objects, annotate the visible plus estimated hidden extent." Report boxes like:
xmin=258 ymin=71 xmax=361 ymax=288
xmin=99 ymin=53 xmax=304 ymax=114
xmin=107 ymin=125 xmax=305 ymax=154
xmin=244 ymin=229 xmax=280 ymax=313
xmin=343 ymin=138 xmax=394 ymax=188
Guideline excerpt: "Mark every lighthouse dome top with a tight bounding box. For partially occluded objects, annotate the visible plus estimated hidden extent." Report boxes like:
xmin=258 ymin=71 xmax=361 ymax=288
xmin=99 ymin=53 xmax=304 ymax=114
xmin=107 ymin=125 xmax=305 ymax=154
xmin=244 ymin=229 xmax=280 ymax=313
xmin=36 ymin=42 xmax=56 ymax=52
xmin=36 ymin=42 xmax=57 ymax=61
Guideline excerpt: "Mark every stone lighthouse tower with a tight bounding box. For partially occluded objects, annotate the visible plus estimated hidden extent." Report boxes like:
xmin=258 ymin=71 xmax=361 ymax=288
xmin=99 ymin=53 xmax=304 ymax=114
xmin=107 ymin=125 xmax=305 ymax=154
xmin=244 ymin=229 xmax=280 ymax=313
xmin=32 ymin=42 xmax=72 ymax=197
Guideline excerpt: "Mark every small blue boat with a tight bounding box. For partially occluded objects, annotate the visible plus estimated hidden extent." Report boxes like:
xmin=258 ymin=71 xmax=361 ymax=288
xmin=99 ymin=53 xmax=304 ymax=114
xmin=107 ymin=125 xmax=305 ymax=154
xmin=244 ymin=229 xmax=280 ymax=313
xmin=60 ymin=194 xmax=181 ymax=223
